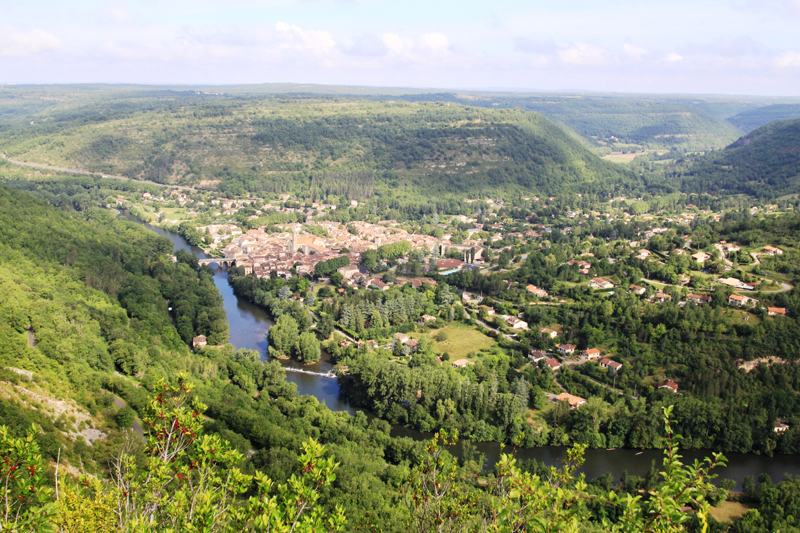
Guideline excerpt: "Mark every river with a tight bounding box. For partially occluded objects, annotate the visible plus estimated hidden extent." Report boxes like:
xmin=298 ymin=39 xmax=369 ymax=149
xmin=117 ymin=212 xmax=354 ymax=412
xmin=121 ymin=211 xmax=800 ymax=489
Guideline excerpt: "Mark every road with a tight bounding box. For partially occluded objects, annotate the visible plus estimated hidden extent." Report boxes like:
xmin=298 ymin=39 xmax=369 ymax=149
xmin=757 ymin=281 xmax=793 ymax=293
xmin=475 ymin=318 xmax=518 ymax=342
xmin=643 ymin=275 xmax=792 ymax=294
xmin=1 ymin=153 xmax=196 ymax=192
xmin=103 ymin=391 xmax=145 ymax=438
xmin=25 ymin=328 xmax=35 ymax=348
xmin=713 ymin=244 xmax=733 ymax=271
xmin=559 ymin=358 xmax=636 ymax=399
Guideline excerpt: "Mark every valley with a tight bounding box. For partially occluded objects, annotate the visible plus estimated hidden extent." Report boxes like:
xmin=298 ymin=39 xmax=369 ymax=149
xmin=2 ymin=84 xmax=800 ymax=532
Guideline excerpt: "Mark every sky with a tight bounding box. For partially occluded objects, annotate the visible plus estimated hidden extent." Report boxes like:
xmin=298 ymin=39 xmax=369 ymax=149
xmin=2 ymin=0 xmax=800 ymax=95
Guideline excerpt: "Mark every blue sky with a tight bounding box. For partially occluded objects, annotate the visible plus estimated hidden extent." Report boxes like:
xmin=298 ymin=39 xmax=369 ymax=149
xmin=2 ymin=0 xmax=799 ymax=95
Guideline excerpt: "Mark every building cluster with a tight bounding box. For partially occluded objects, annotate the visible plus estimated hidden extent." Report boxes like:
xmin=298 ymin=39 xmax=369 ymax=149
xmin=210 ymin=221 xmax=447 ymax=279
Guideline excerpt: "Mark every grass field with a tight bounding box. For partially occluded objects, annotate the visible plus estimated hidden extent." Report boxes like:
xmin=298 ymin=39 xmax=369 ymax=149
xmin=158 ymin=207 xmax=192 ymax=220
xmin=545 ymin=323 xmax=563 ymax=335
xmin=724 ymin=308 xmax=761 ymax=326
xmin=709 ymin=501 xmax=752 ymax=523
xmin=412 ymin=323 xmax=496 ymax=359
xmin=601 ymin=152 xmax=647 ymax=164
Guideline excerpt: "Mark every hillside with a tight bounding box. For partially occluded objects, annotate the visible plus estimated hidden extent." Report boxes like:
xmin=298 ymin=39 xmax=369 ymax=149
xmin=727 ymin=104 xmax=800 ymax=133
xmin=393 ymin=93 xmax=747 ymax=152
xmin=0 ymin=89 xmax=629 ymax=197
xmin=668 ymin=118 xmax=800 ymax=197
xmin=0 ymin=186 xmax=417 ymax=530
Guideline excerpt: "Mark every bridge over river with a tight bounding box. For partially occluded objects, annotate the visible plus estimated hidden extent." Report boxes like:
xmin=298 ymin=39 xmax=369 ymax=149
xmin=197 ymin=257 xmax=237 ymax=267
xmin=283 ymin=368 xmax=336 ymax=379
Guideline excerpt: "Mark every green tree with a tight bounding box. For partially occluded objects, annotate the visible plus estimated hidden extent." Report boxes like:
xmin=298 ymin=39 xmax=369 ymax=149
xmin=114 ymin=406 xmax=136 ymax=428
xmin=296 ymin=331 xmax=321 ymax=364
xmin=315 ymin=314 xmax=334 ymax=340
xmin=56 ymin=376 xmax=346 ymax=532
xmin=297 ymin=277 xmax=310 ymax=295
xmin=269 ymin=314 xmax=299 ymax=358
xmin=361 ymin=250 xmax=379 ymax=272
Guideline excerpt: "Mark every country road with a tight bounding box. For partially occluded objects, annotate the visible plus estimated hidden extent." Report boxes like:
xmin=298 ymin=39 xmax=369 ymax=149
xmin=1 ymin=153 xmax=196 ymax=192
xmin=756 ymin=281 xmax=793 ymax=293
xmin=713 ymin=244 xmax=733 ymax=271
xmin=475 ymin=318 xmax=518 ymax=342
xmin=25 ymin=328 xmax=35 ymax=348
xmin=643 ymin=276 xmax=792 ymax=294
xmin=103 ymin=391 xmax=145 ymax=439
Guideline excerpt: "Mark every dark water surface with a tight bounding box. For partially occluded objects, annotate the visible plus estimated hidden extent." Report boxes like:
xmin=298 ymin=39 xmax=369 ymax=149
xmin=121 ymin=212 xmax=800 ymax=489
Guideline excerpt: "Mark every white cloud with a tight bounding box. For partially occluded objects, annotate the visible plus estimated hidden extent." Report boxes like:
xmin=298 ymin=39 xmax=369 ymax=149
xmin=0 ymin=27 xmax=61 ymax=57
xmin=418 ymin=33 xmax=449 ymax=55
xmin=107 ymin=6 xmax=134 ymax=24
xmin=344 ymin=34 xmax=387 ymax=57
xmin=275 ymin=22 xmax=336 ymax=52
xmin=381 ymin=32 xmax=452 ymax=66
xmin=775 ymin=51 xmax=800 ymax=67
xmin=557 ymin=42 xmax=610 ymax=66
xmin=382 ymin=33 xmax=410 ymax=54
xmin=623 ymin=43 xmax=648 ymax=61
xmin=664 ymin=52 xmax=683 ymax=62
xmin=529 ymin=55 xmax=549 ymax=68
xmin=514 ymin=38 xmax=557 ymax=55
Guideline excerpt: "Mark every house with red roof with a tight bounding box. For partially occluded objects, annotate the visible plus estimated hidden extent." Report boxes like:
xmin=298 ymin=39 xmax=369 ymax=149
xmin=658 ymin=381 xmax=679 ymax=393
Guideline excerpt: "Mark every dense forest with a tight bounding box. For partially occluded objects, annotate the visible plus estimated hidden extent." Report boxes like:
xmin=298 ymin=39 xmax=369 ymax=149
xmin=4 ymin=86 xmax=800 ymax=201
xmin=393 ymin=93 xmax=747 ymax=151
xmin=666 ymin=118 xmax=800 ymax=198
xmin=727 ymin=104 xmax=800 ymax=133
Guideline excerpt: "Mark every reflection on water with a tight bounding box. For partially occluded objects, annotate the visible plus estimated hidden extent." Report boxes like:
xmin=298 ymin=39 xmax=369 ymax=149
xmin=391 ymin=425 xmax=800 ymax=489
xmin=119 ymin=211 xmax=800 ymax=488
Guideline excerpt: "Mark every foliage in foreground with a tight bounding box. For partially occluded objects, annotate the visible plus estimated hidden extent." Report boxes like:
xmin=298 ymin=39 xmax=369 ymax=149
xmin=53 ymin=374 xmax=346 ymax=533
xmin=0 ymin=376 xmax=725 ymax=533
xmin=405 ymin=406 xmax=726 ymax=533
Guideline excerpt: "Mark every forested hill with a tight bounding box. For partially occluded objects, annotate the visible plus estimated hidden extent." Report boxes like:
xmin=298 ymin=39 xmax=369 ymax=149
xmin=727 ymin=104 xmax=800 ymax=133
xmin=396 ymin=93 xmax=746 ymax=151
xmin=0 ymin=187 xmax=229 ymax=346
xmin=667 ymin=118 xmax=800 ymax=198
xmin=0 ymin=91 xmax=629 ymax=197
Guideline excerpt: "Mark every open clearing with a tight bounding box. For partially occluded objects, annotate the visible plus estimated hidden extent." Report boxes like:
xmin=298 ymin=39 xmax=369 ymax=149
xmin=709 ymin=501 xmax=752 ymax=523
xmin=412 ymin=323 xmax=496 ymax=359
xmin=602 ymin=152 xmax=647 ymax=164
xmin=724 ymin=308 xmax=761 ymax=326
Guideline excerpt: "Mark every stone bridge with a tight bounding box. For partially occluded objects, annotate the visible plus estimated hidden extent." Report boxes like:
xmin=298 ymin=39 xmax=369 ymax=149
xmin=198 ymin=257 xmax=237 ymax=267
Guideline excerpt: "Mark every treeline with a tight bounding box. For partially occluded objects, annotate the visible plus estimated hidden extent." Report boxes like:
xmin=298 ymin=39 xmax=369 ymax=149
xmin=314 ymin=255 xmax=350 ymax=277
